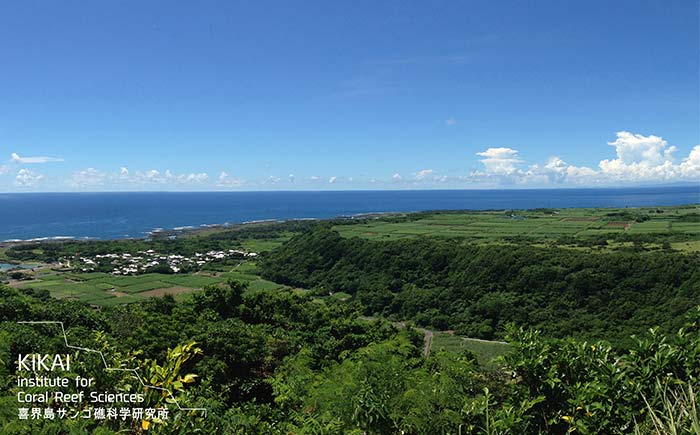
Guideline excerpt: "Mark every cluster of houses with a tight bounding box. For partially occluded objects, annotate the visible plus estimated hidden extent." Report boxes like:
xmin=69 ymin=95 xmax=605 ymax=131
xmin=63 ymin=249 xmax=258 ymax=275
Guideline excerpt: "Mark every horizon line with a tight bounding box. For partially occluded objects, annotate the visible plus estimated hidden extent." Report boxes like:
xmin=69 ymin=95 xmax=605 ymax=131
xmin=1 ymin=183 xmax=699 ymax=195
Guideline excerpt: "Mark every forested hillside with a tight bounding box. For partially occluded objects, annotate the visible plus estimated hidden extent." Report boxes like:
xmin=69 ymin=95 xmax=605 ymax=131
xmin=1 ymin=283 xmax=699 ymax=434
xmin=260 ymin=225 xmax=700 ymax=344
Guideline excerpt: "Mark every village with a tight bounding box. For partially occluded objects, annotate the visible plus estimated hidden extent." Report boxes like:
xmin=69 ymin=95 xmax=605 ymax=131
xmin=63 ymin=248 xmax=258 ymax=275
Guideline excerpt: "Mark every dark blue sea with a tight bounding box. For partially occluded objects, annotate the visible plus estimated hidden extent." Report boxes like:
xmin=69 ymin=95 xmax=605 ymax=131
xmin=0 ymin=186 xmax=698 ymax=241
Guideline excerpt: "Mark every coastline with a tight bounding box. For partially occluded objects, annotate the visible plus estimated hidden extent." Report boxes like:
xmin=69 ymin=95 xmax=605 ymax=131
xmin=1 ymin=201 xmax=698 ymax=246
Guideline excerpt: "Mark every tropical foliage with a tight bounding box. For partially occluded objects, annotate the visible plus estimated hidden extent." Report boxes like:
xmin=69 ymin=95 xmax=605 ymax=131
xmin=1 ymin=284 xmax=698 ymax=434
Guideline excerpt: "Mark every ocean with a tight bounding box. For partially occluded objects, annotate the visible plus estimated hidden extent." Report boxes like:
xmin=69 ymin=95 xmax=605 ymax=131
xmin=0 ymin=186 xmax=698 ymax=241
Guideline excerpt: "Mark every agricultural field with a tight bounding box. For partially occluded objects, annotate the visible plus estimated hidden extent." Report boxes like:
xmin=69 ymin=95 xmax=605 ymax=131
xmin=11 ymin=262 xmax=285 ymax=306
xmin=334 ymin=205 xmax=700 ymax=250
xmin=237 ymin=231 xmax=296 ymax=252
xmin=431 ymin=332 xmax=511 ymax=370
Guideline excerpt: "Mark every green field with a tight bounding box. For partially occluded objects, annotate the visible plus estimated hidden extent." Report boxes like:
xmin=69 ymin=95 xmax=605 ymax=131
xmin=14 ymin=262 xmax=285 ymax=306
xmin=238 ymin=231 xmax=296 ymax=252
xmin=431 ymin=332 xmax=511 ymax=369
xmin=335 ymin=205 xmax=700 ymax=250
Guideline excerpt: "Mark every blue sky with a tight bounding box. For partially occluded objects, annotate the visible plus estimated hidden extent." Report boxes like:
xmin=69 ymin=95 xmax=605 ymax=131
xmin=0 ymin=0 xmax=698 ymax=191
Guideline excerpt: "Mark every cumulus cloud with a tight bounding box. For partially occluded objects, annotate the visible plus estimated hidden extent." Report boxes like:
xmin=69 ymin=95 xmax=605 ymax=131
xmin=11 ymin=153 xmax=63 ymax=164
xmin=142 ymin=170 xmax=161 ymax=183
xmin=66 ymin=168 xmax=109 ymax=187
xmin=472 ymin=131 xmax=699 ymax=186
xmin=597 ymin=131 xmax=680 ymax=181
xmin=415 ymin=169 xmax=434 ymax=180
xmin=678 ymin=145 xmax=700 ymax=179
xmin=7 ymin=131 xmax=698 ymax=190
xmin=63 ymin=167 xmax=210 ymax=189
xmin=528 ymin=157 xmax=597 ymax=184
xmin=15 ymin=169 xmax=44 ymax=187
xmin=606 ymin=131 xmax=675 ymax=166
xmin=183 ymin=173 xmax=208 ymax=183
xmin=217 ymin=171 xmax=243 ymax=187
xmin=130 ymin=169 xmax=208 ymax=185
xmin=476 ymin=147 xmax=522 ymax=175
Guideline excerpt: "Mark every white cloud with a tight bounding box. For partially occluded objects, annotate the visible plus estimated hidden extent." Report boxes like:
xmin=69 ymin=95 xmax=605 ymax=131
xmin=61 ymin=167 xmax=211 ymax=189
xmin=137 ymin=169 xmax=162 ymax=183
xmin=6 ymin=131 xmax=698 ymax=191
xmin=597 ymin=131 xmax=681 ymax=181
xmin=217 ymin=171 xmax=243 ymax=187
xmin=415 ymin=169 xmax=434 ymax=180
xmin=605 ymin=131 xmax=675 ymax=166
xmin=445 ymin=118 xmax=457 ymax=126
xmin=534 ymin=157 xmax=597 ymax=184
xmin=11 ymin=152 xmax=63 ymax=164
xmin=181 ymin=173 xmax=208 ymax=183
xmin=678 ymin=145 xmax=700 ymax=179
xmin=15 ymin=169 xmax=44 ymax=187
xmin=472 ymin=132 xmax=699 ymax=186
xmin=130 ymin=169 xmax=208 ymax=184
xmin=476 ymin=147 xmax=522 ymax=175
xmin=66 ymin=168 xmax=109 ymax=187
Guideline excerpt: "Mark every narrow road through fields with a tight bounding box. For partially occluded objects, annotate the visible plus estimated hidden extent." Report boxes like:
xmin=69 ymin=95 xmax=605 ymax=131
xmin=358 ymin=316 xmax=504 ymax=358
xmin=422 ymin=328 xmax=434 ymax=357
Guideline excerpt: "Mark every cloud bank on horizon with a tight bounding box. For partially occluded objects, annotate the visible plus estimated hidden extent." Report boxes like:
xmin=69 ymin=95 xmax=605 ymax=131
xmin=2 ymin=131 xmax=699 ymax=191
xmin=468 ymin=131 xmax=700 ymax=186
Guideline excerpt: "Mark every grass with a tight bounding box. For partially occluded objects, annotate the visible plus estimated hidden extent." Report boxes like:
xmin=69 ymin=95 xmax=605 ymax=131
xmin=13 ymin=260 xmax=290 ymax=306
xmin=329 ymin=291 xmax=352 ymax=301
xmin=672 ymin=241 xmax=700 ymax=252
xmin=247 ymin=279 xmax=284 ymax=291
xmin=239 ymin=232 xmax=295 ymax=253
xmin=635 ymin=381 xmax=700 ymax=435
xmin=119 ymin=280 xmax=173 ymax=294
xmin=159 ymin=274 xmax=222 ymax=288
xmin=672 ymin=222 xmax=700 ymax=233
xmin=628 ymin=221 xmax=671 ymax=233
xmin=334 ymin=205 xmax=700 ymax=251
xmin=356 ymin=316 xmax=511 ymax=369
xmin=432 ymin=332 xmax=511 ymax=370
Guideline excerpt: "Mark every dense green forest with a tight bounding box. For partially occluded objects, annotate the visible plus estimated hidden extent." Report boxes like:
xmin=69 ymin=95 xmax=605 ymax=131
xmin=1 ymin=283 xmax=699 ymax=434
xmin=260 ymin=225 xmax=700 ymax=344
